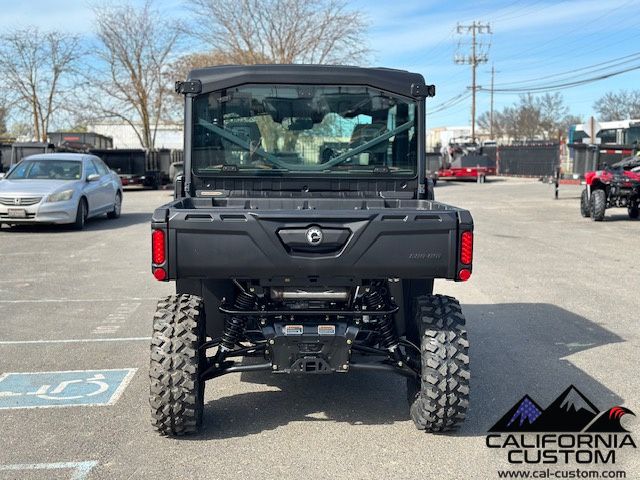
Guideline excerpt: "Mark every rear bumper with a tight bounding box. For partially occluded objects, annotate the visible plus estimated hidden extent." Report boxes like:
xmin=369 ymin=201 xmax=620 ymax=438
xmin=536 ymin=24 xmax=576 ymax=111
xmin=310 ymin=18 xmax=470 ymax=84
xmin=153 ymin=199 xmax=473 ymax=281
xmin=0 ymin=200 xmax=76 ymax=224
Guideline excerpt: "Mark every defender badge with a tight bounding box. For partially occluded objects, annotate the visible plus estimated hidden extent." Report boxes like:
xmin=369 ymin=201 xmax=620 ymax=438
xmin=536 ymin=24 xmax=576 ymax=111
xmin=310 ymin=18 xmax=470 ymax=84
xmin=305 ymin=227 xmax=323 ymax=246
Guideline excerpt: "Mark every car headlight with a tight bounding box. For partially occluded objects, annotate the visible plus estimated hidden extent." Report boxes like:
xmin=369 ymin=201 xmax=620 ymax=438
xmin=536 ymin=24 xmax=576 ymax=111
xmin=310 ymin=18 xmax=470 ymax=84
xmin=47 ymin=189 xmax=75 ymax=202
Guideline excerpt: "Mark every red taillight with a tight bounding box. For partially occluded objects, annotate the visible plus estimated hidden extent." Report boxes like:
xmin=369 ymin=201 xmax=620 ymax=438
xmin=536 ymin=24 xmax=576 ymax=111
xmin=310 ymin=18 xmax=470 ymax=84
xmin=458 ymin=268 xmax=471 ymax=281
xmin=152 ymin=229 xmax=165 ymax=264
xmin=153 ymin=268 xmax=167 ymax=281
xmin=460 ymin=231 xmax=473 ymax=265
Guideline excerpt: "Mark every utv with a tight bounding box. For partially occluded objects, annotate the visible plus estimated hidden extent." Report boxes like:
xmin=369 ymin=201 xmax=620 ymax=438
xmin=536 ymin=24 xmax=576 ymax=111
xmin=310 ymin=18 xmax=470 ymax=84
xmin=149 ymin=65 xmax=473 ymax=435
xmin=581 ymin=155 xmax=640 ymax=221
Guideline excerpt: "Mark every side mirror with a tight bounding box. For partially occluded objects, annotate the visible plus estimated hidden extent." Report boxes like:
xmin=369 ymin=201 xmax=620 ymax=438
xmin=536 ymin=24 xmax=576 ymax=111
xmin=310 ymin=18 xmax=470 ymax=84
xmin=87 ymin=173 xmax=100 ymax=182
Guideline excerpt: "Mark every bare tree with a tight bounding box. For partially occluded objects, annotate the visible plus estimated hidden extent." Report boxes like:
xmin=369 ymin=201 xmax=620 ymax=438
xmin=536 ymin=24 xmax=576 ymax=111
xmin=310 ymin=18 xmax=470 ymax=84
xmin=188 ymin=0 xmax=370 ymax=65
xmin=537 ymin=92 xmax=568 ymax=139
xmin=91 ymin=0 xmax=182 ymax=149
xmin=478 ymin=93 xmax=577 ymax=142
xmin=593 ymin=90 xmax=640 ymax=121
xmin=477 ymin=111 xmax=502 ymax=139
xmin=0 ymin=104 xmax=8 ymax=136
xmin=0 ymin=29 xmax=82 ymax=142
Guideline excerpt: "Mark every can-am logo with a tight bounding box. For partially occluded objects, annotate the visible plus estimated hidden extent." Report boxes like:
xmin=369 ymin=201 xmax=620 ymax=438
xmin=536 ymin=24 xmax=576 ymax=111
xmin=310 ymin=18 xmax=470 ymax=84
xmin=306 ymin=227 xmax=323 ymax=246
xmin=486 ymin=385 xmax=636 ymax=464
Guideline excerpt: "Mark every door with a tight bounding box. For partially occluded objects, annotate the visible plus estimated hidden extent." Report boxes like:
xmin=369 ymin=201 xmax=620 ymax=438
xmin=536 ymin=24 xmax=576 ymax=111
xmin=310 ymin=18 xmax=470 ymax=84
xmin=82 ymin=159 xmax=104 ymax=215
xmin=92 ymin=158 xmax=116 ymax=210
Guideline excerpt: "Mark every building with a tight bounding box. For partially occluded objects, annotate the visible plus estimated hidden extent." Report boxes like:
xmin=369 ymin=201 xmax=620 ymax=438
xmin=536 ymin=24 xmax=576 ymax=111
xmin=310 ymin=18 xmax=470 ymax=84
xmin=570 ymin=119 xmax=640 ymax=145
xmin=87 ymin=123 xmax=183 ymax=150
xmin=427 ymin=126 xmax=496 ymax=151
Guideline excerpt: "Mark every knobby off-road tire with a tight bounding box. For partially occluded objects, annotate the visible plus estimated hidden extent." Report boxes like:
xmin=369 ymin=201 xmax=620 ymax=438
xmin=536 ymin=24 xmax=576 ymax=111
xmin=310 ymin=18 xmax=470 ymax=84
xmin=590 ymin=189 xmax=606 ymax=222
xmin=408 ymin=295 xmax=470 ymax=433
xmin=580 ymin=189 xmax=590 ymax=217
xmin=150 ymin=294 xmax=206 ymax=436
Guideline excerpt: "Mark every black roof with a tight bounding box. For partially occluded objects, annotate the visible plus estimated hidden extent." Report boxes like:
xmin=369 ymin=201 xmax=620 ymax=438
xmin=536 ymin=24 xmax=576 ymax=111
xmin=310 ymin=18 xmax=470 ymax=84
xmin=187 ymin=64 xmax=427 ymax=98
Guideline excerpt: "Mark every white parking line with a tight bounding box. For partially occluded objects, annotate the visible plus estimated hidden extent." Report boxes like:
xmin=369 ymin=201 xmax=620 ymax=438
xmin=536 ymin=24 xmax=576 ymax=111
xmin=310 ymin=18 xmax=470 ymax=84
xmin=0 ymin=461 xmax=97 ymax=480
xmin=0 ymin=297 xmax=157 ymax=304
xmin=0 ymin=337 xmax=149 ymax=345
xmin=0 ymin=252 xmax=53 ymax=256
xmin=92 ymin=302 xmax=141 ymax=336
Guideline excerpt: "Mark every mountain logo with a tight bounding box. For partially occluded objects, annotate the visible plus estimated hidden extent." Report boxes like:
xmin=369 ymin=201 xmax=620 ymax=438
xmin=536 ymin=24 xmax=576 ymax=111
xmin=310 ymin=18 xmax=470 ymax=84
xmin=489 ymin=385 xmax=634 ymax=433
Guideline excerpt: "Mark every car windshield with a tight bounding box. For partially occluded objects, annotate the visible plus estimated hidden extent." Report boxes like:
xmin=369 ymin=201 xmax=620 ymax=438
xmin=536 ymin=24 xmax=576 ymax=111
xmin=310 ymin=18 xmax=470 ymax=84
xmin=7 ymin=160 xmax=82 ymax=180
xmin=192 ymin=84 xmax=417 ymax=176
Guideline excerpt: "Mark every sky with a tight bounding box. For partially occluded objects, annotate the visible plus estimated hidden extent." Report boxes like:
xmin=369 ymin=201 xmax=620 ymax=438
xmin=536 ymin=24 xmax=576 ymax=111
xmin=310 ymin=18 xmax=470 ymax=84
xmin=1 ymin=0 xmax=639 ymax=129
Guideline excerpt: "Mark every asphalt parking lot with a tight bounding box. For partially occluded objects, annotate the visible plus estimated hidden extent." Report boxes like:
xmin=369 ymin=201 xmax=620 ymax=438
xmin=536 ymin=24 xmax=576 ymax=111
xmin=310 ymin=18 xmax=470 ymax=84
xmin=0 ymin=179 xmax=638 ymax=479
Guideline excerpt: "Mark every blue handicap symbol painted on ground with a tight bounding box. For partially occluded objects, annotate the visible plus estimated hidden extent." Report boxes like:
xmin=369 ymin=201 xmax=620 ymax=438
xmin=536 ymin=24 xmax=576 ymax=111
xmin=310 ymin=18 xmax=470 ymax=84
xmin=0 ymin=369 xmax=136 ymax=409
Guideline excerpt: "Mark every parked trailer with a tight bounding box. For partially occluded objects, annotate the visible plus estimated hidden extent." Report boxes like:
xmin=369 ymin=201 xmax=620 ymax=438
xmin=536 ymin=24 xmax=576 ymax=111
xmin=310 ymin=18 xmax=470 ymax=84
xmin=438 ymin=140 xmax=496 ymax=182
xmin=47 ymin=132 xmax=113 ymax=150
xmin=439 ymin=153 xmax=495 ymax=182
xmin=0 ymin=143 xmax=12 ymax=173
xmin=90 ymin=149 xmax=162 ymax=189
xmin=569 ymin=143 xmax=638 ymax=177
xmin=497 ymin=143 xmax=558 ymax=177
xmin=1 ymin=141 xmax=102 ymax=174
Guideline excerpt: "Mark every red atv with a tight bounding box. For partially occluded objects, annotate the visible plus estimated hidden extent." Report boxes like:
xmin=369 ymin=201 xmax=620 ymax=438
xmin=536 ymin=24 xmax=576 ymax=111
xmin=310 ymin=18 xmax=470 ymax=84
xmin=581 ymin=155 xmax=640 ymax=221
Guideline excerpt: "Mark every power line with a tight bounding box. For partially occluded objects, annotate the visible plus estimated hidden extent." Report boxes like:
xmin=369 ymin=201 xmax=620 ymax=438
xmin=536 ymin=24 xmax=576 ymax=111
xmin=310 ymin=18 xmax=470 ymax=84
xmin=429 ymin=91 xmax=472 ymax=114
xmin=492 ymin=0 xmax=636 ymax=64
xmin=454 ymin=21 xmax=492 ymax=141
xmin=494 ymin=51 xmax=640 ymax=88
xmin=479 ymin=62 xmax=640 ymax=93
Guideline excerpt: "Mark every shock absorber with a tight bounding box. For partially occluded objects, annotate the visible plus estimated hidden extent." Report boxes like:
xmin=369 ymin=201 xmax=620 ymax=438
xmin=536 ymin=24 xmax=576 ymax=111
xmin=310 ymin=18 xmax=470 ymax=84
xmin=363 ymin=289 xmax=402 ymax=360
xmin=363 ymin=290 xmax=385 ymax=311
xmin=219 ymin=290 xmax=257 ymax=352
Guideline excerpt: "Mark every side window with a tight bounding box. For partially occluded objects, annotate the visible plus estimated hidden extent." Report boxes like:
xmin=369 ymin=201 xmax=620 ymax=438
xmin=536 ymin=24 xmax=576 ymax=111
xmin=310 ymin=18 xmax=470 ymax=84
xmin=85 ymin=161 xmax=98 ymax=177
xmin=100 ymin=159 xmax=111 ymax=174
xmin=93 ymin=159 xmax=109 ymax=176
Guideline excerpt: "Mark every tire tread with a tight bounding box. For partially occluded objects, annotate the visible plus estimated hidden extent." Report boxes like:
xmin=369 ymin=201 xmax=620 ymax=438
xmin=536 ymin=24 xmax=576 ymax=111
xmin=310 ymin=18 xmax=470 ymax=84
xmin=409 ymin=294 xmax=469 ymax=433
xmin=149 ymin=294 xmax=204 ymax=436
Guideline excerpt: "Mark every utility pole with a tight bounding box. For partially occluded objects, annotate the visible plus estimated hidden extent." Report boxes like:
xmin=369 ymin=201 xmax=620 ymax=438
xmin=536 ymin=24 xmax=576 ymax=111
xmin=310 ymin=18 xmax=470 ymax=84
xmin=455 ymin=21 xmax=491 ymax=143
xmin=490 ymin=64 xmax=495 ymax=139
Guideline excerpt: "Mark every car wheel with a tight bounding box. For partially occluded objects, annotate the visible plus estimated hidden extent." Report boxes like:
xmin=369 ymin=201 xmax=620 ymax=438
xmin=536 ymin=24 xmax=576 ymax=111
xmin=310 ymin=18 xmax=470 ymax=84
xmin=107 ymin=192 xmax=122 ymax=219
xmin=73 ymin=198 xmax=88 ymax=230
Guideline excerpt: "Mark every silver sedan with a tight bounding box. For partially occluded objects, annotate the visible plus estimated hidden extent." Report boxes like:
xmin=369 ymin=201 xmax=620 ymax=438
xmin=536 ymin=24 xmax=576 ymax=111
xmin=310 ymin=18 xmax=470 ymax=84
xmin=0 ymin=153 xmax=123 ymax=230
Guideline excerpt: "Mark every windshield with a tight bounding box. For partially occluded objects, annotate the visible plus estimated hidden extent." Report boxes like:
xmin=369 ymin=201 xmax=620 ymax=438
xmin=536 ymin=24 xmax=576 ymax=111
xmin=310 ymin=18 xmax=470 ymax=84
xmin=192 ymin=84 xmax=417 ymax=176
xmin=6 ymin=160 xmax=82 ymax=180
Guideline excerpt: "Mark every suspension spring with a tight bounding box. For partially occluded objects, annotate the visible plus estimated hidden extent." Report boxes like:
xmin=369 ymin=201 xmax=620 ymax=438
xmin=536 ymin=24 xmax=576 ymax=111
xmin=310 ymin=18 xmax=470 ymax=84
xmin=220 ymin=291 xmax=257 ymax=352
xmin=363 ymin=289 xmax=401 ymax=355
xmin=362 ymin=290 xmax=385 ymax=310
xmin=377 ymin=316 xmax=398 ymax=350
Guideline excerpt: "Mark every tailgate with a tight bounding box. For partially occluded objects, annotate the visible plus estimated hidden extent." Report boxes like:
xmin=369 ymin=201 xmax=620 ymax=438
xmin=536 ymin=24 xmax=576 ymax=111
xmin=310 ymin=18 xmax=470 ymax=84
xmin=154 ymin=206 xmax=472 ymax=281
